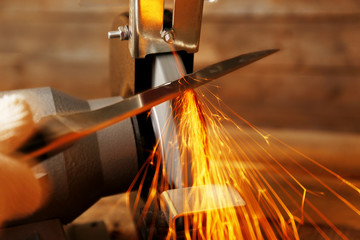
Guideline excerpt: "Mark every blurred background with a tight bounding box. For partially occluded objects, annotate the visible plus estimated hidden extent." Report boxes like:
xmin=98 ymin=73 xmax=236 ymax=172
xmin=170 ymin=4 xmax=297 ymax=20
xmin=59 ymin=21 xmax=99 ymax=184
xmin=1 ymin=0 xmax=360 ymax=133
xmin=0 ymin=0 xmax=359 ymax=238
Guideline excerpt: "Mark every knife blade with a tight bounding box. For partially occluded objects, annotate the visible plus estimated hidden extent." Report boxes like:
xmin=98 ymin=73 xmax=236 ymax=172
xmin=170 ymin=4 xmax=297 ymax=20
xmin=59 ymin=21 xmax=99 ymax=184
xmin=19 ymin=49 xmax=278 ymax=161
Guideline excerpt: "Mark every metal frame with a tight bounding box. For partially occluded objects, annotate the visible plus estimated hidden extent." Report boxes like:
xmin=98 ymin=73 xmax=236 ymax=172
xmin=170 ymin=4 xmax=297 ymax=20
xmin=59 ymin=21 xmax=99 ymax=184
xmin=129 ymin=0 xmax=204 ymax=58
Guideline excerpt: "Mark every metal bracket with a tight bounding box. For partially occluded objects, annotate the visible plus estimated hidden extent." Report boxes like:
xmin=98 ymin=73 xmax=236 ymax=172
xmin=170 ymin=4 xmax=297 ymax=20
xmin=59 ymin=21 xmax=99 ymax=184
xmin=129 ymin=0 xmax=204 ymax=58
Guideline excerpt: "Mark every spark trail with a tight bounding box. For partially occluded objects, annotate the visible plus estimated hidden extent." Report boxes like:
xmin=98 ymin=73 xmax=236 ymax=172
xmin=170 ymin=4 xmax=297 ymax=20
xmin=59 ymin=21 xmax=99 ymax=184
xmin=126 ymin=51 xmax=359 ymax=239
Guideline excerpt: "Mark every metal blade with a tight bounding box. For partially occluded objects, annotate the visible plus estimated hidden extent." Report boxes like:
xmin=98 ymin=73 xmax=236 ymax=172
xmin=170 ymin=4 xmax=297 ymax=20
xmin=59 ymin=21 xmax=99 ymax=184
xmin=19 ymin=49 xmax=278 ymax=160
xmin=190 ymin=49 xmax=278 ymax=81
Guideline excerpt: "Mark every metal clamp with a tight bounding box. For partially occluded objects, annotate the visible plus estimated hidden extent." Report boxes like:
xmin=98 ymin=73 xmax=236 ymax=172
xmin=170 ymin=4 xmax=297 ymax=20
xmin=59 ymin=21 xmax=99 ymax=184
xmin=127 ymin=0 xmax=204 ymax=58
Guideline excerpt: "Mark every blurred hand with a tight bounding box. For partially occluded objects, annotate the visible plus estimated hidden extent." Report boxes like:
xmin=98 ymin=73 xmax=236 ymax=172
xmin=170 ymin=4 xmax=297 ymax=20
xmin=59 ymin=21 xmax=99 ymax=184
xmin=0 ymin=95 xmax=44 ymax=225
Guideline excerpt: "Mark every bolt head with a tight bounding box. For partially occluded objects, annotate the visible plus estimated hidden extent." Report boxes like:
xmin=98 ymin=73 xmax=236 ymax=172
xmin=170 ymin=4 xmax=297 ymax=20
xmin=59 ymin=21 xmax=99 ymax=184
xmin=108 ymin=25 xmax=131 ymax=40
xmin=161 ymin=29 xmax=175 ymax=44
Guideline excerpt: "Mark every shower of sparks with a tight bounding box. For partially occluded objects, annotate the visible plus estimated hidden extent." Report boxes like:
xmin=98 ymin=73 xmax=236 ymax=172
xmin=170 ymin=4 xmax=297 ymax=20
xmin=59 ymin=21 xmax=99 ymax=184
xmin=126 ymin=52 xmax=360 ymax=239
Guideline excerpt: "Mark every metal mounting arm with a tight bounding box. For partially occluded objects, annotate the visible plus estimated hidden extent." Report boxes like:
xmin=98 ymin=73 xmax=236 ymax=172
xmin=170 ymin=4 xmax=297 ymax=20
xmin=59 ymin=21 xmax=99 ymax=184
xmin=128 ymin=0 xmax=204 ymax=58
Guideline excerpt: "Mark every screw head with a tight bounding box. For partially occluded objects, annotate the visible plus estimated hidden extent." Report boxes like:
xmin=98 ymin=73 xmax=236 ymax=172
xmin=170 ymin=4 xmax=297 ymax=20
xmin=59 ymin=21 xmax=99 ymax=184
xmin=161 ymin=29 xmax=175 ymax=44
xmin=108 ymin=25 xmax=131 ymax=40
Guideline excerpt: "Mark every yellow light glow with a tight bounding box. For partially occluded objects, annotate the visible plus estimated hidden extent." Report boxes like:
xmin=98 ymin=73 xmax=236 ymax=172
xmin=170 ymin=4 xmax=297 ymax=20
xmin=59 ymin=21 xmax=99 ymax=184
xmin=126 ymin=50 xmax=359 ymax=239
xmin=139 ymin=0 xmax=164 ymax=30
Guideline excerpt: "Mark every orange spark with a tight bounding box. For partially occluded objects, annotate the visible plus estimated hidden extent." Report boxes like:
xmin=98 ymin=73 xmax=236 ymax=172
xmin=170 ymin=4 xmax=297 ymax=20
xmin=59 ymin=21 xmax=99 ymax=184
xmin=125 ymin=51 xmax=359 ymax=240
